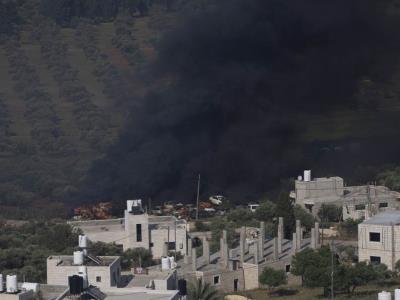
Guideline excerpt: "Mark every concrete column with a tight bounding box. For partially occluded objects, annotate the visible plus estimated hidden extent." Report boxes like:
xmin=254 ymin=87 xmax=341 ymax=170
xmin=258 ymin=222 xmax=265 ymax=260
xmin=314 ymin=222 xmax=320 ymax=246
xmin=292 ymin=232 xmax=297 ymax=254
xmin=240 ymin=227 xmax=246 ymax=264
xmin=202 ymin=237 xmax=210 ymax=264
xmin=278 ymin=217 xmax=283 ymax=254
xmin=296 ymin=220 xmax=301 ymax=250
xmin=162 ymin=239 xmax=168 ymax=257
xmin=311 ymin=228 xmax=316 ymax=249
xmin=253 ymin=241 xmax=259 ymax=264
xmin=187 ymin=238 xmax=192 ymax=256
xmin=192 ymin=248 xmax=197 ymax=271
xmin=273 ymin=237 xmax=278 ymax=260
xmin=365 ymin=204 xmax=370 ymax=220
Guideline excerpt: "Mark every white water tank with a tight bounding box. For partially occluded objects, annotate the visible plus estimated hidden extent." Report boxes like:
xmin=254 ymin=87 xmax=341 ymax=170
xmin=378 ymin=291 xmax=391 ymax=300
xmin=297 ymin=176 xmax=303 ymax=181
xmin=127 ymin=200 xmax=134 ymax=212
xmin=73 ymin=251 xmax=84 ymax=265
xmin=0 ymin=274 xmax=3 ymax=292
xmin=395 ymin=289 xmax=400 ymax=300
xmin=21 ymin=283 xmax=39 ymax=293
xmin=168 ymin=256 xmax=175 ymax=269
xmin=79 ymin=235 xmax=88 ymax=248
xmin=6 ymin=275 xmax=17 ymax=293
xmin=133 ymin=199 xmax=142 ymax=208
xmin=304 ymin=170 xmax=311 ymax=182
xmin=78 ymin=266 xmax=88 ymax=288
xmin=161 ymin=257 xmax=170 ymax=270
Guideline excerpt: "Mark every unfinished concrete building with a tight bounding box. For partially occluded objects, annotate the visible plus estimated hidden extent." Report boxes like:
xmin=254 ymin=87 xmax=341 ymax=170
xmin=70 ymin=200 xmax=189 ymax=259
xmin=179 ymin=218 xmax=321 ymax=293
xmin=293 ymin=170 xmax=400 ymax=219
xmin=358 ymin=211 xmax=400 ymax=270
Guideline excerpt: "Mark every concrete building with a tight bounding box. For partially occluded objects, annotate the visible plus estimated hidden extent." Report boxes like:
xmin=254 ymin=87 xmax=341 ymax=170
xmin=293 ymin=170 xmax=400 ymax=219
xmin=0 ymin=291 xmax=33 ymax=300
xmin=47 ymin=255 xmax=121 ymax=289
xmin=70 ymin=200 xmax=188 ymax=259
xmin=358 ymin=211 xmax=400 ymax=270
xmin=180 ymin=218 xmax=320 ymax=293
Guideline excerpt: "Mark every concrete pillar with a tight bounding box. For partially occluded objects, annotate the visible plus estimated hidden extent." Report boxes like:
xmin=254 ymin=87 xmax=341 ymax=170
xmin=192 ymin=248 xmax=197 ymax=271
xmin=365 ymin=204 xmax=370 ymax=220
xmin=239 ymin=227 xmax=246 ymax=264
xmin=202 ymin=237 xmax=210 ymax=264
xmin=187 ymin=238 xmax=192 ymax=256
xmin=278 ymin=217 xmax=283 ymax=254
xmin=273 ymin=237 xmax=278 ymax=260
xmin=220 ymin=230 xmax=229 ymax=269
xmin=311 ymin=228 xmax=316 ymax=249
xmin=253 ymin=241 xmax=259 ymax=264
xmin=258 ymin=222 xmax=265 ymax=260
xmin=296 ymin=220 xmax=301 ymax=250
xmin=292 ymin=232 xmax=297 ymax=254
xmin=162 ymin=239 xmax=168 ymax=257
xmin=314 ymin=222 xmax=320 ymax=246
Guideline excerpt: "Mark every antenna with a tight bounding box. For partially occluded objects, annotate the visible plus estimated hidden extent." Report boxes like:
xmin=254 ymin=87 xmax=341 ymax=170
xmin=196 ymin=174 xmax=201 ymax=220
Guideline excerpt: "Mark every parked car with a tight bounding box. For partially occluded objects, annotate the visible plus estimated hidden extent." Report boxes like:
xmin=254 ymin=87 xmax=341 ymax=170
xmin=209 ymin=195 xmax=224 ymax=205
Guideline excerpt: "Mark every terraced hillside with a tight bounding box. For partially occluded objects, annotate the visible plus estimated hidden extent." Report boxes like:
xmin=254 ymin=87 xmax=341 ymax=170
xmin=0 ymin=3 xmax=178 ymax=218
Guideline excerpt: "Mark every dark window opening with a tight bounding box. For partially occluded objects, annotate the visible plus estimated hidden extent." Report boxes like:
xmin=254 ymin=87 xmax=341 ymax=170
xmin=379 ymin=202 xmax=388 ymax=208
xmin=168 ymin=242 xmax=176 ymax=250
xmin=96 ymin=276 xmax=101 ymax=282
xmin=355 ymin=204 xmax=365 ymax=210
xmin=285 ymin=265 xmax=291 ymax=272
xmin=213 ymin=275 xmax=220 ymax=285
xmin=370 ymin=256 xmax=381 ymax=264
xmin=369 ymin=232 xmax=381 ymax=242
xmin=305 ymin=204 xmax=313 ymax=213
xmin=136 ymin=224 xmax=142 ymax=242
xmin=234 ymin=279 xmax=239 ymax=292
xmin=149 ymin=242 xmax=154 ymax=247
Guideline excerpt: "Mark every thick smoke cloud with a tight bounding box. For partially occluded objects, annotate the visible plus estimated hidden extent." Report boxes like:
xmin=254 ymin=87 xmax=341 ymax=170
xmin=80 ymin=0 xmax=400 ymax=205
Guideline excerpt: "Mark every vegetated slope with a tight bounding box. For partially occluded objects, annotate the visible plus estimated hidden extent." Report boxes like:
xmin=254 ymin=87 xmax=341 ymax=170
xmin=80 ymin=0 xmax=400 ymax=206
xmin=0 ymin=2 xmax=177 ymax=218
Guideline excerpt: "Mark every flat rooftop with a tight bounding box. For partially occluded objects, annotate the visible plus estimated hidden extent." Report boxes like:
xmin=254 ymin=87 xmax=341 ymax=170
xmin=363 ymin=210 xmax=400 ymax=225
xmin=104 ymin=288 xmax=178 ymax=300
xmin=48 ymin=255 xmax=118 ymax=267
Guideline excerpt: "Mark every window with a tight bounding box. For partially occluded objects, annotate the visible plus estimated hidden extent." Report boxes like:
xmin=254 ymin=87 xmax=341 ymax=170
xmin=379 ymin=202 xmax=388 ymax=208
xmin=369 ymin=232 xmax=381 ymax=242
xmin=213 ymin=275 xmax=220 ymax=285
xmin=285 ymin=265 xmax=291 ymax=272
xmin=355 ymin=204 xmax=365 ymax=211
xmin=136 ymin=224 xmax=142 ymax=242
xmin=370 ymin=256 xmax=381 ymax=264
xmin=168 ymin=242 xmax=176 ymax=250
xmin=234 ymin=279 xmax=239 ymax=292
xmin=96 ymin=276 xmax=101 ymax=282
xmin=149 ymin=242 xmax=154 ymax=247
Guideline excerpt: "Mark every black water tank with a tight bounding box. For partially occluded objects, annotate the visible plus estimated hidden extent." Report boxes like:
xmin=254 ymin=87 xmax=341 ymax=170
xmin=178 ymin=279 xmax=187 ymax=295
xmin=68 ymin=275 xmax=83 ymax=295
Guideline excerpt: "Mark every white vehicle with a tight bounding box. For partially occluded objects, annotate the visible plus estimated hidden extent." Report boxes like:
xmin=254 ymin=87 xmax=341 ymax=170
xmin=204 ymin=208 xmax=216 ymax=212
xmin=209 ymin=195 xmax=224 ymax=205
xmin=248 ymin=203 xmax=260 ymax=213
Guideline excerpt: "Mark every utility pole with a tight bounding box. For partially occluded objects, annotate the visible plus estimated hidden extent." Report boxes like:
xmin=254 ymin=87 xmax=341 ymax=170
xmin=196 ymin=174 xmax=201 ymax=220
xmin=330 ymin=239 xmax=334 ymax=299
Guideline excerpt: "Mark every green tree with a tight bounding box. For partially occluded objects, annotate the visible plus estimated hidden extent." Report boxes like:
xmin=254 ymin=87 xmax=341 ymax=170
xmin=275 ymin=192 xmax=295 ymax=237
xmin=259 ymin=267 xmax=287 ymax=290
xmin=122 ymin=247 xmax=153 ymax=269
xmin=187 ymin=278 xmax=220 ymax=300
xmin=318 ymin=204 xmax=341 ymax=223
xmin=294 ymin=205 xmax=315 ymax=230
xmin=227 ymin=208 xmax=256 ymax=227
xmin=377 ymin=167 xmax=400 ymax=191
xmin=255 ymin=200 xmax=276 ymax=222
xmin=345 ymin=262 xmax=377 ymax=294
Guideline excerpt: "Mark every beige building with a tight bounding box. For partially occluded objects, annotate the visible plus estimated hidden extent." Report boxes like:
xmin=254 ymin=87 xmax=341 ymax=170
xmin=293 ymin=170 xmax=400 ymax=219
xmin=71 ymin=200 xmax=188 ymax=259
xmin=47 ymin=255 xmax=121 ymax=289
xmin=180 ymin=218 xmax=320 ymax=293
xmin=358 ymin=211 xmax=400 ymax=270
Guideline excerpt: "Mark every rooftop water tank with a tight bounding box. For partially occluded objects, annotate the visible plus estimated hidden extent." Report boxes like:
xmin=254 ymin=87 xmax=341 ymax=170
xmin=127 ymin=200 xmax=134 ymax=212
xmin=79 ymin=235 xmax=88 ymax=248
xmin=78 ymin=266 xmax=88 ymax=288
xmin=297 ymin=176 xmax=303 ymax=181
xmin=378 ymin=291 xmax=391 ymax=300
xmin=0 ymin=274 xmax=3 ymax=292
xmin=304 ymin=170 xmax=311 ymax=182
xmin=161 ymin=257 xmax=170 ymax=271
xmin=21 ymin=283 xmax=39 ymax=293
xmin=395 ymin=289 xmax=400 ymax=300
xmin=73 ymin=251 xmax=84 ymax=265
xmin=168 ymin=256 xmax=176 ymax=269
xmin=6 ymin=275 xmax=17 ymax=293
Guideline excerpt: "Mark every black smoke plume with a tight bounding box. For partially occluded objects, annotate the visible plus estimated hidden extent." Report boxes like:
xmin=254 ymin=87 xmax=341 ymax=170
xmin=80 ymin=0 xmax=400 ymax=205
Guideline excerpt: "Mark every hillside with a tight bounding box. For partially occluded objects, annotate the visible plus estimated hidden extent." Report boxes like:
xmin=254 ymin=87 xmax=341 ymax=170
xmin=0 ymin=1 xmax=179 ymax=218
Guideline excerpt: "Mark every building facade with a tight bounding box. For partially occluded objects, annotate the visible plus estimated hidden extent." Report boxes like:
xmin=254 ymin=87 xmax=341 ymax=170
xmin=358 ymin=211 xmax=400 ymax=270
